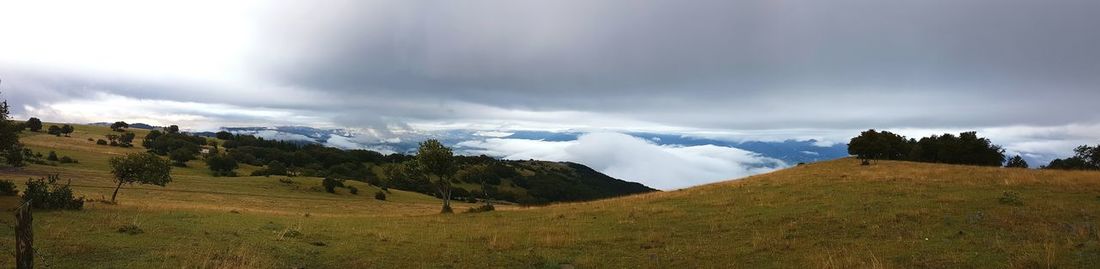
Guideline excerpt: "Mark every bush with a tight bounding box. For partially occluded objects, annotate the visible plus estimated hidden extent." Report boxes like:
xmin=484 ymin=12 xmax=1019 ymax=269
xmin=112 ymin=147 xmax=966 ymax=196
xmin=118 ymin=224 xmax=143 ymax=235
xmin=999 ymin=191 xmax=1023 ymax=206
xmin=59 ymin=156 xmax=77 ymax=164
xmin=23 ymin=174 xmax=85 ymax=210
xmin=466 ymin=204 xmax=495 ymax=213
xmin=278 ymin=178 xmax=295 ymax=184
xmin=97 ymin=139 xmax=108 ymax=145
xmin=0 ymin=180 xmax=17 ymax=196
xmin=47 ymin=151 xmax=59 ymax=161
xmin=282 ymin=228 xmax=302 ymax=238
xmin=5 ymin=147 xmax=25 ymax=167
xmin=321 ymin=177 xmax=344 ymax=193
xmin=87 ymin=138 xmax=94 ymax=142
xmin=206 ymin=154 xmax=239 ymax=176
xmin=374 ymin=191 xmax=386 ymax=201
xmin=348 ymin=186 xmax=359 ymax=195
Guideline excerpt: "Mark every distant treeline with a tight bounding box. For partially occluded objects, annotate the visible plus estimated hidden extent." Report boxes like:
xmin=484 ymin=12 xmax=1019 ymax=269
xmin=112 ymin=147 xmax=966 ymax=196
xmin=1043 ymin=145 xmax=1099 ymax=170
xmin=848 ymin=130 xmax=1006 ymax=166
xmin=848 ymin=129 xmax=1100 ymax=170
xmin=143 ymin=129 xmax=653 ymax=204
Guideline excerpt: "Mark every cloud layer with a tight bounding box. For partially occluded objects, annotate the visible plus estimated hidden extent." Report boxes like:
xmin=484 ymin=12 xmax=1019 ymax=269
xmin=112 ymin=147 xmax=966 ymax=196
xmin=457 ymin=133 xmax=785 ymax=190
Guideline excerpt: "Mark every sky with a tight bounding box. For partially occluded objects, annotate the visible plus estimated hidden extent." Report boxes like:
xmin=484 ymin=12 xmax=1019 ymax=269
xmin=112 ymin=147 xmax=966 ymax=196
xmin=1 ymin=0 xmax=1098 ymax=189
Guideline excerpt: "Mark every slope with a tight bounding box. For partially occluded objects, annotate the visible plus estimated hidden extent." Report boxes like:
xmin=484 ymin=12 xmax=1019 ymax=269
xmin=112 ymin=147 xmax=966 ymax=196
xmin=2 ymin=128 xmax=1100 ymax=267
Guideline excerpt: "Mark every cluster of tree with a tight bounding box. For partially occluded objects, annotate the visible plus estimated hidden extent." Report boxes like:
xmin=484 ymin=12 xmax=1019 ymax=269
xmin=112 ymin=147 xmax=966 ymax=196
xmin=25 ymin=118 xmax=74 ymax=137
xmin=142 ymin=126 xmax=209 ymax=167
xmin=99 ymin=132 xmax=137 ymax=147
xmin=205 ymin=131 xmax=656 ymax=205
xmin=214 ymin=131 xmax=401 ymax=178
xmin=45 ymin=124 xmax=75 ymax=137
xmin=848 ymin=130 xmax=1005 ymax=166
xmin=1043 ymin=145 xmax=1100 ymax=170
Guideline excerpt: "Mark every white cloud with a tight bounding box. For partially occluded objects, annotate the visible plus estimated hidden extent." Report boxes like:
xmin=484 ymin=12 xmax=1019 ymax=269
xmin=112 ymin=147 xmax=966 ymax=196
xmin=473 ymin=131 xmax=514 ymax=138
xmin=19 ymin=92 xmax=326 ymax=130
xmin=457 ymin=132 xmax=785 ymax=190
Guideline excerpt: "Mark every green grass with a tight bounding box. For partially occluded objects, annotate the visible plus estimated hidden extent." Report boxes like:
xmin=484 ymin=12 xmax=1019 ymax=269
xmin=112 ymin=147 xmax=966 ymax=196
xmin=3 ymin=124 xmax=1100 ymax=268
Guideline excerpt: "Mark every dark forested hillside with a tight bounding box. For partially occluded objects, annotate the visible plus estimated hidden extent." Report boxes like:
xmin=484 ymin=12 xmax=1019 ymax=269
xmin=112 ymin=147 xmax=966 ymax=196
xmin=147 ymin=129 xmax=655 ymax=204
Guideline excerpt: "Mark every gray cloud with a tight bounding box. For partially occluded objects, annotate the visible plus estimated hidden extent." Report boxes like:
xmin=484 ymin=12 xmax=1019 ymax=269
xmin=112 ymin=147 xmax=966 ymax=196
xmin=254 ymin=0 xmax=1100 ymax=129
xmin=1 ymin=0 xmax=1098 ymax=152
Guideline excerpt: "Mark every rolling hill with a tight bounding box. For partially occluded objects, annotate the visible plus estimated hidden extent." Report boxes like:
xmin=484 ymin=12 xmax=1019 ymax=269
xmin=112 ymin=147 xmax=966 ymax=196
xmin=2 ymin=124 xmax=1100 ymax=267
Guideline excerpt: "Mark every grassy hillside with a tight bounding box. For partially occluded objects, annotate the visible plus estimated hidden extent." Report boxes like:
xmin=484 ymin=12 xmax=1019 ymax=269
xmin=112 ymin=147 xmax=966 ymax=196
xmin=2 ymin=125 xmax=1100 ymax=268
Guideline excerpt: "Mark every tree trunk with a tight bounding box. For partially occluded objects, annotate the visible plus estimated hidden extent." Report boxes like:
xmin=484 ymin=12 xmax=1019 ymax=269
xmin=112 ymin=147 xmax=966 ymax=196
xmin=482 ymin=181 xmax=492 ymax=207
xmin=111 ymin=181 xmax=124 ymax=203
xmin=440 ymin=180 xmax=453 ymax=214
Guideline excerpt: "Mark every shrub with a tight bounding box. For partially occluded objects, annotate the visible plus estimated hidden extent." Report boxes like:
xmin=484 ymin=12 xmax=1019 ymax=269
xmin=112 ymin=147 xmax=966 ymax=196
xmin=374 ymin=191 xmax=386 ymax=201
xmin=23 ymin=174 xmax=85 ymax=210
xmin=466 ymin=204 xmax=495 ymax=213
xmin=0 ymin=180 xmax=17 ymax=196
xmin=97 ymin=139 xmax=108 ymax=145
xmin=5 ymin=147 xmax=25 ymax=167
xmin=168 ymin=148 xmax=195 ymax=167
xmin=999 ymin=191 xmax=1023 ymax=206
xmin=47 ymin=151 xmax=59 ymax=161
xmin=278 ymin=178 xmax=295 ymax=184
xmin=282 ymin=228 xmax=302 ymax=238
xmin=87 ymin=138 xmax=94 ymax=142
xmin=348 ymin=186 xmax=359 ymax=195
xmin=59 ymin=156 xmax=77 ymax=163
xmin=206 ymin=154 xmax=239 ymax=177
xmin=118 ymin=224 xmax=143 ymax=235
xmin=322 ymin=177 xmax=344 ymax=193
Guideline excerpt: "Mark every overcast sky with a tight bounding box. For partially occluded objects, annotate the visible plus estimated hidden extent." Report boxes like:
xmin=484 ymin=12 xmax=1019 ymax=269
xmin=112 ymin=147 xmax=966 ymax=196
xmin=2 ymin=1 xmax=1099 ymax=185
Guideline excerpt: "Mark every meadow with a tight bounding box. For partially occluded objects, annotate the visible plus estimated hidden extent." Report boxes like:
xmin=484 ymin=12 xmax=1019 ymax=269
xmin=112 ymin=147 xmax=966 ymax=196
xmin=2 ymin=124 xmax=1100 ymax=268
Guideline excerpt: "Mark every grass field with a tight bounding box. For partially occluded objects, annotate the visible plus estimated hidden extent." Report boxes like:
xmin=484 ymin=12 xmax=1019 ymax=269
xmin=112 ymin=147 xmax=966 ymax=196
xmin=2 ymin=124 xmax=1100 ymax=268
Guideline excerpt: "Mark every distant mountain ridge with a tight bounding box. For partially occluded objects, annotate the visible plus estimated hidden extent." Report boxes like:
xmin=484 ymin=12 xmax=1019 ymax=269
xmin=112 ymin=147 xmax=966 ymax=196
xmin=213 ymin=126 xmax=850 ymax=165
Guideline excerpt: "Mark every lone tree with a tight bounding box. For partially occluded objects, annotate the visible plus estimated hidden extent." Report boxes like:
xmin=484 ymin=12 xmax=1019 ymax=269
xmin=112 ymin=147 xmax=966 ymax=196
xmin=110 ymin=121 xmax=129 ymax=132
xmin=108 ymin=152 xmax=172 ymax=203
xmin=47 ymin=125 xmax=62 ymax=136
xmin=26 ymin=117 xmax=42 ymax=132
xmin=1005 ymin=155 xmax=1029 ymax=168
xmin=118 ymin=132 xmax=136 ymax=147
xmin=168 ymin=148 xmax=195 ymax=167
xmin=60 ymin=124 xmax=74 ymax=137
xmin=416 ymin=139 xmax=457 ymax=213
xmin=206 ymin=154 xmax=238 ymax=176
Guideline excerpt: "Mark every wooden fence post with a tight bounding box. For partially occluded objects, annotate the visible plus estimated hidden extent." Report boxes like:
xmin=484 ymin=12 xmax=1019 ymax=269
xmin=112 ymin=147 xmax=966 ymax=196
xmin=15 ymin=200 xmax=33 ymax=269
